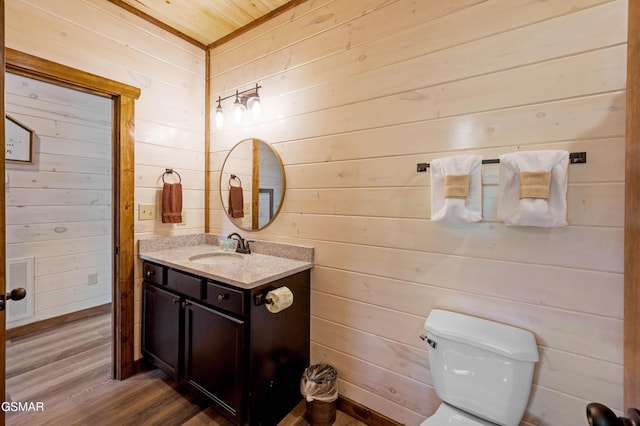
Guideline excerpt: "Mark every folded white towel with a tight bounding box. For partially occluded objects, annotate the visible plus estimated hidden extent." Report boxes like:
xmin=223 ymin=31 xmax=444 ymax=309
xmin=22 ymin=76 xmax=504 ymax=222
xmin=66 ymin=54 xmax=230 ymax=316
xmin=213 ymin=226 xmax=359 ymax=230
xmin=430 ymin=155 xmax=483 ymax=224
xmin=497 ymin=150 xmax=569 ymax=227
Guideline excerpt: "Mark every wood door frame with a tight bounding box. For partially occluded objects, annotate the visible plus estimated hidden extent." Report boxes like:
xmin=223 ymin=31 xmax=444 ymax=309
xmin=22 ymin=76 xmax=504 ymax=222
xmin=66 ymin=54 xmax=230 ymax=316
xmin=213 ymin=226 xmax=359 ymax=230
xmin=625 ymin=0 xmax=640 ymax=411
xmin=4 ymin=48 xmax=140 ymax=381
xmin=1 ymin=2 xmax=6 ymax=422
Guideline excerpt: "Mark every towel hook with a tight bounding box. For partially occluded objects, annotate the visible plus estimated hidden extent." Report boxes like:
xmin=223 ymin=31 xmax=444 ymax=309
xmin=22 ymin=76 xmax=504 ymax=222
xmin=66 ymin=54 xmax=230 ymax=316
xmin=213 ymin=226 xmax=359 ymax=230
xmin=229 ymin=174 xmax=242 ymax=188
xmin=162 ymin=168 xmax=181 ymax=184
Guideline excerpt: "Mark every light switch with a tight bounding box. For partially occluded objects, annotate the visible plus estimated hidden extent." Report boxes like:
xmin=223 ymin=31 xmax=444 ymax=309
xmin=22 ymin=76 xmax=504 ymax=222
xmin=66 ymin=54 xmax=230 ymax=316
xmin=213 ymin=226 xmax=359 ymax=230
xmin=139 ymin=204 xmax=156 ymax=220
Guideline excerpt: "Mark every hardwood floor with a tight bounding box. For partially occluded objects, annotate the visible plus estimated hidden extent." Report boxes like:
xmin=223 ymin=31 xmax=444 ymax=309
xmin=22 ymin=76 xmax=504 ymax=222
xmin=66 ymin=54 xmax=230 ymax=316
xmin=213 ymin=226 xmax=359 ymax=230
xmin=5 ymin=312 xmax=365 ymax=426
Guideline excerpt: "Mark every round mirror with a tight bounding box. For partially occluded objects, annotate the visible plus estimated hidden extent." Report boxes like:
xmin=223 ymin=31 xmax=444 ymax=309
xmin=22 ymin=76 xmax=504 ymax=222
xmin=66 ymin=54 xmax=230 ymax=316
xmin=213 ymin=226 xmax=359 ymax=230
xmin=220 ymin=138 xmax=285 ymax=231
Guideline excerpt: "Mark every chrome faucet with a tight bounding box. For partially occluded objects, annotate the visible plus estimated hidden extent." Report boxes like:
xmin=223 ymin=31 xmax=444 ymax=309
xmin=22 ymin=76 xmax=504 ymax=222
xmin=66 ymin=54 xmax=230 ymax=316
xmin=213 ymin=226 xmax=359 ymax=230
xmin=227 ymin=232 xmax=251 ymax=254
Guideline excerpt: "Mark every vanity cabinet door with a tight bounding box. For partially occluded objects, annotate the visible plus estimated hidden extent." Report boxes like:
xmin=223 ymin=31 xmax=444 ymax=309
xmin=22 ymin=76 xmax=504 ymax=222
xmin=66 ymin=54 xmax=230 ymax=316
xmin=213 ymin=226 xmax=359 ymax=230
xmin=183 ymin=301 xmax=245 ymax=424
xmin=142 ymin=282 xmax=182 ymax=380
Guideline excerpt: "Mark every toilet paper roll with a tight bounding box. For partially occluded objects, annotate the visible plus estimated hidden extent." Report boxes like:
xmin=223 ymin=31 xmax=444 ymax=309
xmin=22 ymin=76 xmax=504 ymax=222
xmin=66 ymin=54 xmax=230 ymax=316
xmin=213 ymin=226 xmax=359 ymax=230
xmin=266 ymin=286 xmax=293 ymax=313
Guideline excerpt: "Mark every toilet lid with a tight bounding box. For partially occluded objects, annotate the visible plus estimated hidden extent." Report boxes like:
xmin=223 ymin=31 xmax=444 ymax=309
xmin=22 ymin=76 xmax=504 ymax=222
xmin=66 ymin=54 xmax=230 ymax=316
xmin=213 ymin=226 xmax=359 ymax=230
xmin=420 ymin=403 xmax=496 ymax=426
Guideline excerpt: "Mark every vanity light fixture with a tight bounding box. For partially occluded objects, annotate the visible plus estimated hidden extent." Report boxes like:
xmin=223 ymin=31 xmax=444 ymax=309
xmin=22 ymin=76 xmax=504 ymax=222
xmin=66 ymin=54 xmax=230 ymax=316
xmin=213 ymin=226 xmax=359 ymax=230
xmin=214 ymin=83 xmax=262 ymax=129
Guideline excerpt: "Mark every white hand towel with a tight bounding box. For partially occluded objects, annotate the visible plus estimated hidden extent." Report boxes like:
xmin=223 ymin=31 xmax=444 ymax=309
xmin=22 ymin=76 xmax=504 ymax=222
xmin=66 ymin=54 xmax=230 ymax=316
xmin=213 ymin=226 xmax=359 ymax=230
xmin=430 ymin=155 xmax=483 ymax=224
xmin=497 ymin=150 xmax=569 ymax=227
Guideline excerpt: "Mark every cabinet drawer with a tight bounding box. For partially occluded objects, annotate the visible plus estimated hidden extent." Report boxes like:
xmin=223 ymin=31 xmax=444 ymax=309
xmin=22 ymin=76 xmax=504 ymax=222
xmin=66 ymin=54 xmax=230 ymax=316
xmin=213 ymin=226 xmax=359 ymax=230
xmin=143 ymin=262 xmax=165 ymax=285
xmin=167 ymin=269 xmax=203 ymax=299
xmin=205 ymin=282 xmax=244 ymax=316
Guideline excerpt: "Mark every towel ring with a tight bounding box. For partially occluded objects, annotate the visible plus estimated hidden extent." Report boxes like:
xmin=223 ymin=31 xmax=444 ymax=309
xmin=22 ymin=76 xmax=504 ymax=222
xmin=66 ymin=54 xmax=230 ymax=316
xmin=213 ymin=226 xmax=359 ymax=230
xmin=229 ymin=174 xmax=242 ymax=188
xmin=162 ymin=168 xmax=181 ymax=184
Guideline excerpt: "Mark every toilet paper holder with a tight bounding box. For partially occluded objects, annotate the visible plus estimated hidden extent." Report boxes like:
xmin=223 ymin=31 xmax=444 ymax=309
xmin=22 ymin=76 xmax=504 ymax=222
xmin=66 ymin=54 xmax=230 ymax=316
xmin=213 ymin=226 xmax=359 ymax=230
xmin=254 ymin=291 xmax=274 ymax=306
xmin=254 ymin=286 xmax=294 ymax=314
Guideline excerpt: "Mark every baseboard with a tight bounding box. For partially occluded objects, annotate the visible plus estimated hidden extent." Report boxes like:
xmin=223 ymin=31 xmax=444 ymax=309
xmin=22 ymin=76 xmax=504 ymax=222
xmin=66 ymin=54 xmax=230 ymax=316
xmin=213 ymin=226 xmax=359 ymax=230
xmin=337 ymin=395 xmax=405 ymax=426
xmin=6 ymin=303 xmax=111 ymax=340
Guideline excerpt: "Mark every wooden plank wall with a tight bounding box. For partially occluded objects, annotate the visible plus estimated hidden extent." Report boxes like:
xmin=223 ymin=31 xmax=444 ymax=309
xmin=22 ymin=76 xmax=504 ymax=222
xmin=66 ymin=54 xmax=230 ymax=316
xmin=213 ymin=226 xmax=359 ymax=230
xmin=208 ymin=0 xmax=627 ymax=424
xmin=5 ymin=73 xmax=113 ymax=326
xmin=5 ymin=0 xmax=206 ymax=358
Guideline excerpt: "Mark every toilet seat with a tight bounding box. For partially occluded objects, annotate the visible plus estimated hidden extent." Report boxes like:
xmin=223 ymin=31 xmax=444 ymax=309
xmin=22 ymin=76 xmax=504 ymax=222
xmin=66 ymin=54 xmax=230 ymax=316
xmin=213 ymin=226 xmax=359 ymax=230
xmin=420 ymin=403 xmax=496 ymax=426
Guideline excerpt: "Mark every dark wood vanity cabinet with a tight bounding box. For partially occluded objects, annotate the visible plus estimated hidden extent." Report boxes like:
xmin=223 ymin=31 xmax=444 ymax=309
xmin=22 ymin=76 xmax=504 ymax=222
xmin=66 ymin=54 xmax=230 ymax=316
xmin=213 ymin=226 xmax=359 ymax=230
xmin=183 ymin=300 xmax=245 ymax=422
xmin=141 ymin=261 xmax=310 ymax=426
xmin=142 ymin=282 xmax=181 ymax=380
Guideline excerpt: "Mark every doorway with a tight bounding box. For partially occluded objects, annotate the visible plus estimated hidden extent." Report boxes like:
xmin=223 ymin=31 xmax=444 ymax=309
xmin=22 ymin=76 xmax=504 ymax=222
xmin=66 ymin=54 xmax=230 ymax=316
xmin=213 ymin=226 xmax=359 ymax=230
xmin=4 ymin=71 xmax=114 ymax=402
xmin=5 ymin=71 xmax=114 ymax=327
xmin=3 ymin=49 xmax=140 ymax=384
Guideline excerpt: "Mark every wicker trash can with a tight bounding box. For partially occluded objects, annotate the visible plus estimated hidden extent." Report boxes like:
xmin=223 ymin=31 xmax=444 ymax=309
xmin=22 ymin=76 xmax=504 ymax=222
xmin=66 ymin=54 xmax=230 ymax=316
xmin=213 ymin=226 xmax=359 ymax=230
xmin=300 ymin=364 xmax=338 ymax=426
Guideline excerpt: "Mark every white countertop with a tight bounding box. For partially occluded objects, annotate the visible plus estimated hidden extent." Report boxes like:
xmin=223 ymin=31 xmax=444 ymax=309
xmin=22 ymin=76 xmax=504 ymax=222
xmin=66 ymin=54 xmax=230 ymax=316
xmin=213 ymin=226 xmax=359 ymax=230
xmin=139 ymin=244 xmax=313 ymax=289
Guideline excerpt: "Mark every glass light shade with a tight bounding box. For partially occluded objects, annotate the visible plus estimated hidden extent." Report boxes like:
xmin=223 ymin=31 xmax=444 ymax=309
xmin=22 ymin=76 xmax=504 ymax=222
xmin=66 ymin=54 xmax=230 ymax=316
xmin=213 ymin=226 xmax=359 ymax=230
xmin=249 ymin=96 xmax=262 ymax=121
xmin=215 ymin=107 xmax=224 ymax=130
xmin=233 ymin=100 xmax=245 ymax=125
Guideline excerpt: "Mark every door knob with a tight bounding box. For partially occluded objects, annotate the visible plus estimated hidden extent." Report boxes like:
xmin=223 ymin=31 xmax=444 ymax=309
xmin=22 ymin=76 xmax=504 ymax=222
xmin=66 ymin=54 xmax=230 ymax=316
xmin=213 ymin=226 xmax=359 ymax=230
xmin=0 ymin=287 xmax=27 ymax=311
xmin=7 ymin=288 xmax=26 ymax=301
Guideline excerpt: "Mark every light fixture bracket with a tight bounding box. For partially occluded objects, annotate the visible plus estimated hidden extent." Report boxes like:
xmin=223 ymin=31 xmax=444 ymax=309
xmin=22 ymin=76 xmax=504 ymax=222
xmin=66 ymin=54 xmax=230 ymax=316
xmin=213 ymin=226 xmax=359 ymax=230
xmin=218 ymin=83 xmax=261 ymax=105
xmin=215 ymin=83 xmax=262 ymax=129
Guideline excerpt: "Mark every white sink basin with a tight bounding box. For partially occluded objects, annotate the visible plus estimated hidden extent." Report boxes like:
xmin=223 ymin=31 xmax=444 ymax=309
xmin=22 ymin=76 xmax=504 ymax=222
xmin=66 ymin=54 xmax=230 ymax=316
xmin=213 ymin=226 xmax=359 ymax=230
xmin=188 ymin=252 xmax=244 ymax=265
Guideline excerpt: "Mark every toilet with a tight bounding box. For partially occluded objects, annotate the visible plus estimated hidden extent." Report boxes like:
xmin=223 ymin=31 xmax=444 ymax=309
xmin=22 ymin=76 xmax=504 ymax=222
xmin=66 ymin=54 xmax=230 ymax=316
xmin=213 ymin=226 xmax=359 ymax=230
xmin=421 ymin=309 xmax=539 ymax=426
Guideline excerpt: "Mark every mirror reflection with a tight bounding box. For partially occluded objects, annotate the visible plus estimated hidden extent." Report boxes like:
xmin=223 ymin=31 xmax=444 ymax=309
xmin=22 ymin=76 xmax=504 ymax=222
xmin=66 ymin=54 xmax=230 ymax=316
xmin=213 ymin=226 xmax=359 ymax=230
xmin=220 ymin=138 xmax=285 ymax=231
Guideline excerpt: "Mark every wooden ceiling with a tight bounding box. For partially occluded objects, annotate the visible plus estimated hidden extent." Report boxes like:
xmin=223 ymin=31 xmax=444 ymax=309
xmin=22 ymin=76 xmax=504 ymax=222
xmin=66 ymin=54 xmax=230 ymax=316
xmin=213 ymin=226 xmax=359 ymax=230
xmin=108 ymin=0 xmax=306 ymax=50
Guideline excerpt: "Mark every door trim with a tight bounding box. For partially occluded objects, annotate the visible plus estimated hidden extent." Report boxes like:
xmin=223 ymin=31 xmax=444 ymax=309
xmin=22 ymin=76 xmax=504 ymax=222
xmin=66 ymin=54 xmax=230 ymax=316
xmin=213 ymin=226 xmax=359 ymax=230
xmin=1 ymin=3 xmax=6 ymax=421
xmin=625 ymin=0 xmax=640 ymax=411
xmin=4 ymin=48 xmax=141 ymax=380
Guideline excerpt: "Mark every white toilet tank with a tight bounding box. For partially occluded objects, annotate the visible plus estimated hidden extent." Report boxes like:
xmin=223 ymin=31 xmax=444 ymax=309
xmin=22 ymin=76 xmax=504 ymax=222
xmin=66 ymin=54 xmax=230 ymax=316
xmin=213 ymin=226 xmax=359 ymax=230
xmin=425 ymin=310 xmax=539 ymax=426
